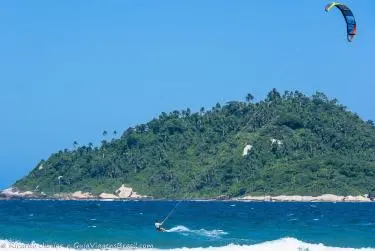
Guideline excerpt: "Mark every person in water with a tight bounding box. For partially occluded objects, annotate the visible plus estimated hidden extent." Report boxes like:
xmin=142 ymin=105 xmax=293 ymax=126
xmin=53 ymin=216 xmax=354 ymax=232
xmin=155 ymin=220 xmax=166 ymax=232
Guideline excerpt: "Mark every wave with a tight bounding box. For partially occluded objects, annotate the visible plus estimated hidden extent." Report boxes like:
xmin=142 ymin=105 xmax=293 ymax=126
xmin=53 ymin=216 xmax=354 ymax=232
xmin=1 ymin=238 xmax=374 ymax=251
xmin=165 ymin=225 xmax=228 ymax=238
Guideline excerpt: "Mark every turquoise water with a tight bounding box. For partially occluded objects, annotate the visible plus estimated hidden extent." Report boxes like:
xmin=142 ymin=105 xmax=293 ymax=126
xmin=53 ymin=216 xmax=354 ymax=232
xmin=0 ymin=200 xmax=374 ymax=250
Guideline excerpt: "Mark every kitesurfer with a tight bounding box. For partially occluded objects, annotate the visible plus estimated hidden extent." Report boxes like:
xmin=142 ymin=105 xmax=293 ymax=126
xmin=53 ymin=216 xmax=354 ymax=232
xmin=155 ymin=220 xmax=166 ymax=232
xmin=154 ymin=201 xmax=182 ymax=232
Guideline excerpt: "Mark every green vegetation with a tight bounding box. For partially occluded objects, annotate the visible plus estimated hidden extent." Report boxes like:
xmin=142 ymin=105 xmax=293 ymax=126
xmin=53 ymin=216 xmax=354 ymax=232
xmin=14 ymin=89 xmax=375 ymax=198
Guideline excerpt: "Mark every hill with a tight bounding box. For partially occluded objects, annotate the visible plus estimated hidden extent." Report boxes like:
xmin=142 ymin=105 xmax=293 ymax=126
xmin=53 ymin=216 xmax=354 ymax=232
xmin=12 ymin=89 xmax=375 ymax=199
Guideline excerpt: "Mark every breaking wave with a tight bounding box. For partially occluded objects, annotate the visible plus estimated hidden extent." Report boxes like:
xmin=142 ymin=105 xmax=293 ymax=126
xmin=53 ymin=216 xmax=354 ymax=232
xmin=1 ymin=238 xmax=374 ymax=251
xmin=165 ymin=225 xmax=228 ymax=238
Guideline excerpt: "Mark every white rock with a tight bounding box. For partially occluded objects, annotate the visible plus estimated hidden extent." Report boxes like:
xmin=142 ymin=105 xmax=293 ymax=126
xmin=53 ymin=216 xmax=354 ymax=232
xmin=344 ymin=195 xmax=371 ymax=202
xmin=99 ymin=193 xmax=119 ymax=199
xmin=270 ymin=138 xmax=283 ymax=146
xmin=71 ymin=191 xmax=94 ymax=199
xmin=315 ymin=194 xmax=344 ymax=202
xmin=242 ymin=144 xmax=253 ymax=156
xmin=116 ymin=185 xmax=133 ymax=198
xmin=131 ymin=192 xmax=143 ymax=198
xmin=1 ymin=187 xmax=34 ymax=197
xmin=238 ymin=194 xmax=374 ymax=202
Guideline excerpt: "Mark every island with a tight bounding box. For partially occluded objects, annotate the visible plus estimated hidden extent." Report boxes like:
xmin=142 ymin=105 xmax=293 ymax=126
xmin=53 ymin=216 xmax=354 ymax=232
xmin=3 ymin=89 xmax=375 ymax=202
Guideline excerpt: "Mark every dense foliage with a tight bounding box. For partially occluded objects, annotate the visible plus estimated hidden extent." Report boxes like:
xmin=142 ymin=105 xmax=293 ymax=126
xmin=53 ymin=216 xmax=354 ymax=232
xmin=14 ymin=89 xmax=375 ymax=198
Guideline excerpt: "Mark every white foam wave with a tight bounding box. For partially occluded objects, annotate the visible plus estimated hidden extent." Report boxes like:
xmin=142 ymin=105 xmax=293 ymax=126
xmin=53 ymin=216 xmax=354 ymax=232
xmin=1 ymin=238 xmax=374 ymax=251
xmin=165 ymin=225 xmax=228 ymax=238
xmin=165 ymin=225 xmax=190 ymax=232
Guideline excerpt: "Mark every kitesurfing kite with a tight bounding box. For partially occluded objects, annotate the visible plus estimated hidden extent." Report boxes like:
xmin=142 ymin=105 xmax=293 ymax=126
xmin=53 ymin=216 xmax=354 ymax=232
xmin=325 ymin=2 xmax=357 ymax=42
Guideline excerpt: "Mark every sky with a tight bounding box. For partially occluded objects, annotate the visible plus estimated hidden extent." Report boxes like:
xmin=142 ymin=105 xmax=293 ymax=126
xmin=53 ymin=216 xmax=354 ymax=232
xmin=0 ymin=1 xmax=374 ymax=189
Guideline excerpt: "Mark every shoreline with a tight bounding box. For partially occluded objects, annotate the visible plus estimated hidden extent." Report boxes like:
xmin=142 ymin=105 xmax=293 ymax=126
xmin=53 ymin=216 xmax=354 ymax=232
xmin=1 ymin=186 xmax=374 ymax=202
xmin=234 ymin=194 xmax=374 ymax=203
xmin=1 ymin=194 xmax=374 ymax=202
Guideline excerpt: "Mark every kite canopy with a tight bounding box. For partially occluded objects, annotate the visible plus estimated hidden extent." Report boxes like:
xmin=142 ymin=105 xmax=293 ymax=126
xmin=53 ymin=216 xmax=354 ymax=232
xmin=325 ymin=2 xmax=357 ymax=42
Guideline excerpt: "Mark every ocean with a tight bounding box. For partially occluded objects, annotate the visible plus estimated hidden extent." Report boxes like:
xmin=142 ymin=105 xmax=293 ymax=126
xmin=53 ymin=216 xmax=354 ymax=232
xmin=0 ymin=200 xmax=373 ymax=250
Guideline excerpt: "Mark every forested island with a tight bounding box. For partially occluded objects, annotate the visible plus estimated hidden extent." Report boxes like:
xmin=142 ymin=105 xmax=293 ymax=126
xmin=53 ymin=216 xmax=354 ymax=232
xmin=7 ymin=89 xmax=375 ymax=200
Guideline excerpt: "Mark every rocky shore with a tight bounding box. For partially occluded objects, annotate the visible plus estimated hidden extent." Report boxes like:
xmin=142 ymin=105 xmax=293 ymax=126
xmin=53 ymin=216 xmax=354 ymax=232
xmin=1 ymin=187 xmax=374 ymax=202
xmin=0 ymin=185 xmax=150 ymax=201
xmin=236 ymin=194 xmax=374 ymax=202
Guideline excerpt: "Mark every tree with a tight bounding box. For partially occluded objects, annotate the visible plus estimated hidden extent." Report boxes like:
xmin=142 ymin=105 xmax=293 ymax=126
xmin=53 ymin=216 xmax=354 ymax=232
xmin=266 ymin=88 xmax=281 ymax=102
xmin=103 ymin=130 xmax=108 ymax=138
xmin=312 ymin=91 xmax=329 ymax=103
xmin=215 ymin=103 xmax=221 ymax=110
xmin=73 ymin=141 xmax=78 ymax=149
xmin=200 ymin=107 xmax=205 ymax=115
xmin=88 ymin=142 xmax=94 ymax=149
xmin=245 ymin=93 xmax=254 ymax=103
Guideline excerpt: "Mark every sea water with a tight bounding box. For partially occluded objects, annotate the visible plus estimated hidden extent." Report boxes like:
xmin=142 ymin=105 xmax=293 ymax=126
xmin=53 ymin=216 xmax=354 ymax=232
xmin=0 ymin=200 xmax=374 ymax=250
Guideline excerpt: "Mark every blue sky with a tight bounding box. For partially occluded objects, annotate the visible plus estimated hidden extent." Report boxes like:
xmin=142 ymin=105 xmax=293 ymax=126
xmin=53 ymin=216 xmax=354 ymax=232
xmin=0 ymin=1 xmax=374 ymax=189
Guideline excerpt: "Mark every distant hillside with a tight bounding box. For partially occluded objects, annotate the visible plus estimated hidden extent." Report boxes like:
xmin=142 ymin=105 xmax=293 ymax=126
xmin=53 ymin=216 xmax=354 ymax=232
xmin=13 ymin=89 xmax=375 ymax=198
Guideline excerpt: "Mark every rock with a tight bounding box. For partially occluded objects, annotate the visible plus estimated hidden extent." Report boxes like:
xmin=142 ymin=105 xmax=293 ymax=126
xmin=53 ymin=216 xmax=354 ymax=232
xmin=343 ymin=195 xmax=371 ymax=202
xmin=238 ymin=194 xmax=374 ymax=202
xmin=71 ymin=191 xmax=94 ymax=199
xmin=272 ymin=195 xmax=303 ymax=202
xmin=115 ymin=184 xmax=148 ymax=198
xmin=315 ymin=194 xmax=344 ymax=202
xmin=240 ymin=195 xmax=270 ymax=201
xmin=242 ymin=144 xmax=253 ymax=156
xmin=300 ymin=196 xmax=315 ymax=202
xmin=116 ymin=185 xmax=133 ymax=198
xmin=1 ymin=187 xmax=35 ymax=198
xmin=270 ymin=138 xmax=283 ymax=146
xmin=99 ymin=193 xmax=119 ymax=199
xmin=131 ymin=192 xmax=143 ymax=198
xmin=216 ymin=195 xmax=230 ymax=200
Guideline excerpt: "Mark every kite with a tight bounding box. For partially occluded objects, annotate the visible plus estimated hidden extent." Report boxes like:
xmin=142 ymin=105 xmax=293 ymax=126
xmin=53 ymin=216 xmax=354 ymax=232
xmin=325 ymin=2 xmax=357 ymax=42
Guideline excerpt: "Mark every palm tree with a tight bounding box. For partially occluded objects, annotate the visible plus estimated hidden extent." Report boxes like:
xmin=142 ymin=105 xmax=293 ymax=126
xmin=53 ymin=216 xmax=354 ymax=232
xmin=200 ymin=107 xmax=205 ymax=116
xmin=159 ymin=112 xmax=167 ymax=120
xmin=88 ymin=142 xmax=93 ymax=150
xmin=112 ymin=130 xmax=117 ymax=141
xmin=101 ymin=140 xmax=107 ymax=158
xmin=266 ymin=88 xmax=281 ymax=102
xmin=171 ymin=110 xmax=180 ymax=117
xmin=102 ymin=130 xmax=108 ymax=138
xmin=245 ymin=93 xmax=254 ymax=103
